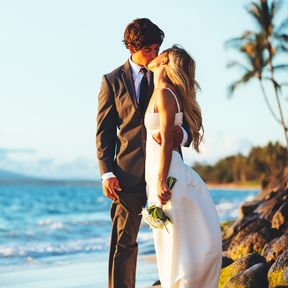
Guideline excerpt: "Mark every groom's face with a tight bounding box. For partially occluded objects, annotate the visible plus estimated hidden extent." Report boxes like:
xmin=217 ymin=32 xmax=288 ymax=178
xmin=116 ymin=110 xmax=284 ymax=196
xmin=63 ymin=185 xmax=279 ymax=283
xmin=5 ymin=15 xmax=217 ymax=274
xmin=131 ymin=43 xmax=160 ymax=67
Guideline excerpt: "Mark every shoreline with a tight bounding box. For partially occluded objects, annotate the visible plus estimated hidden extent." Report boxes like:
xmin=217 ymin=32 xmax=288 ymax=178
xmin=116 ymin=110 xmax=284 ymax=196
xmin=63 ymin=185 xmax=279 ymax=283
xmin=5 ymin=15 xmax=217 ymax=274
xmin=0 ymin=253 xmax=159 ymax=288
xmin=207 ymin=182 xmax=261 ymax=190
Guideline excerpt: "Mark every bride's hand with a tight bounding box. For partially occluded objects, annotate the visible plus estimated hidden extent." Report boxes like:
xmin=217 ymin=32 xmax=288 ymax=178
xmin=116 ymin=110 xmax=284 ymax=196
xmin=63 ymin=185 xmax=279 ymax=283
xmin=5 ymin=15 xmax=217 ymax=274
xmin=158 ymin=180 xmax=171 ymax=205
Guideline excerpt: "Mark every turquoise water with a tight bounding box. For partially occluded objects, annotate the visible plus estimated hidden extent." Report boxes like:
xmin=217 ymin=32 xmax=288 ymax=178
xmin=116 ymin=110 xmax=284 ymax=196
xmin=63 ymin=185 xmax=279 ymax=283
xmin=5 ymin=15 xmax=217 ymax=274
xmin=0 ymin=183 xmax=259 ymax=286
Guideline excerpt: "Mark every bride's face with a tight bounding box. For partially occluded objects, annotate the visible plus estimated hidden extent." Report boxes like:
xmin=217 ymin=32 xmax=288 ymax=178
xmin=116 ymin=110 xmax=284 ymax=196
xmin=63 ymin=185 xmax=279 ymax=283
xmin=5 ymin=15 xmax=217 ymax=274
xmin=147 ymin=52 xmax=168 ymax=72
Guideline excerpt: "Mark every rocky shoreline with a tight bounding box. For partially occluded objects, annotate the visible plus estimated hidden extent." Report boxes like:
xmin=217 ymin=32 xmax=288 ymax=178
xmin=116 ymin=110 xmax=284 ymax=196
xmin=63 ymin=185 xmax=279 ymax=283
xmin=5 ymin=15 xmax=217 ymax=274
xmin=220 ymin=173 xmax=288 ymax=287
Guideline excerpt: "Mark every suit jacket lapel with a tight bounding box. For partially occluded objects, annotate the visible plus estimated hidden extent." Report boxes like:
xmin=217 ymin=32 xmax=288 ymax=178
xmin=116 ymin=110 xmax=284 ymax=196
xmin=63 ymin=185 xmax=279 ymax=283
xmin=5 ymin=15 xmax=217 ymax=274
xmin=121 ymin=60 xmax=154 ymax=114
xmin=121 ymin=61 xmax=138 ymax=111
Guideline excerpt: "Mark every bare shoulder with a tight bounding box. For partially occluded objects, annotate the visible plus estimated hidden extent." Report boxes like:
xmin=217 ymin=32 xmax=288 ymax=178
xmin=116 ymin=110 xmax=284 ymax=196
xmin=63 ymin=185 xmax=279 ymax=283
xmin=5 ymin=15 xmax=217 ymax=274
xmin=156 ymin=88 xmax=178 ymax=113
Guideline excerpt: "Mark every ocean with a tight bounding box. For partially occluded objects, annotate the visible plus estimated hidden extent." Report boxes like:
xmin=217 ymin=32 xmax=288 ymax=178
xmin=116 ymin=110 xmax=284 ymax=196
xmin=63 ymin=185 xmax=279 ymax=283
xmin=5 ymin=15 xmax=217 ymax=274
xmin=0 ymin=182 xmax=259 ymax=287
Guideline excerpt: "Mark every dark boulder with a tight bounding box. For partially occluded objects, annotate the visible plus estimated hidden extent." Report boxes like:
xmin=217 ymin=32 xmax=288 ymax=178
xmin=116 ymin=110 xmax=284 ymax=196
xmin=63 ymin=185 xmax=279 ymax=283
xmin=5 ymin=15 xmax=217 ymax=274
xmin=262 ymin=233 xmax=288 ymax=263
xmin=228 ymin=226 xmax=279 ymax=260
xmin=223 ymin=262 xmax=269 ymax=288
xmin=222 ymin=256 xmax=233 ymax=268
xmin=222 ymin=215 xmax=270 ymax=251
xmin=272 ymin=202 xmax=288 ymax=231
xmin=268 ymin=250 xmax=288 ymax=287
xmin=255 ymin=188 xmax=287 ymax=221
xmin=218 ymin=253 xmax=266 ymax=288
xmin=240 ymin=199 xmax=262 ymax=219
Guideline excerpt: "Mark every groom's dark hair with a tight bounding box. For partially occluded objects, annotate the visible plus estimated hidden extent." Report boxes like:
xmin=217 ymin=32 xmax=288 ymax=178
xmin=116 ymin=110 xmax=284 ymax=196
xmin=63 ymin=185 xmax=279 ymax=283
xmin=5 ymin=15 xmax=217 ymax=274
xmin=123 ymin=18 xmax=165 ymax=51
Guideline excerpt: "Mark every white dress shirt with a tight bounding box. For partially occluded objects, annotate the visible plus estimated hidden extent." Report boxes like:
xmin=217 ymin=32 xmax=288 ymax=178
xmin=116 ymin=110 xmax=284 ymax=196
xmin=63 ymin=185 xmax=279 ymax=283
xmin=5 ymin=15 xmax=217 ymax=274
xmin=128 ymin=57 xmax=152 ymax=104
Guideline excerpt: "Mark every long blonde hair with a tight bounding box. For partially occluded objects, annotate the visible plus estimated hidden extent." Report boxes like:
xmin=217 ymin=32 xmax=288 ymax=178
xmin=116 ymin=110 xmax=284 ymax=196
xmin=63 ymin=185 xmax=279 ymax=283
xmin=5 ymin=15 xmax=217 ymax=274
xmin=163 ymin=45 xmax=204 ymax=152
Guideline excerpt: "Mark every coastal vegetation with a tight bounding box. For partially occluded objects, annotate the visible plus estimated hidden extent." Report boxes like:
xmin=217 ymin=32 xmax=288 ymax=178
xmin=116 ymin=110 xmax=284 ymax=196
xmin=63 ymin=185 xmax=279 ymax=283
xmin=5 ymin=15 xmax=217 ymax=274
xmin=193 ymin=141 xmax=287 ymax=186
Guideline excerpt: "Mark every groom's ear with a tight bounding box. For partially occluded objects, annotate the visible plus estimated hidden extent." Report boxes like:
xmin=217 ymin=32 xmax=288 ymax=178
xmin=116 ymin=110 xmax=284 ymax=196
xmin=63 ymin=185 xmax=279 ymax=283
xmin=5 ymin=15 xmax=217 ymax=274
xmin=127 ymin=44 xmax=137 ymax=54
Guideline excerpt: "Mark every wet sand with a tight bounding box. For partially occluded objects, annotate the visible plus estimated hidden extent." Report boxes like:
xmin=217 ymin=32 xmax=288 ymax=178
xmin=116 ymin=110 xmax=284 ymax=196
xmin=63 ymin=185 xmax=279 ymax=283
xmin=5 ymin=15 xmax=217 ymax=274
xmin=0 ymin=254 xmax=159 ymax=288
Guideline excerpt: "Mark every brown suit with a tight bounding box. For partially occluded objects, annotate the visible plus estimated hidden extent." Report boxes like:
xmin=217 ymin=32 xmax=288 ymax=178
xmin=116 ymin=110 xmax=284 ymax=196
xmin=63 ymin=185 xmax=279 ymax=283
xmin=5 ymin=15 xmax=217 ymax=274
xmin=96 ymin=60 xmax=153 ymax=288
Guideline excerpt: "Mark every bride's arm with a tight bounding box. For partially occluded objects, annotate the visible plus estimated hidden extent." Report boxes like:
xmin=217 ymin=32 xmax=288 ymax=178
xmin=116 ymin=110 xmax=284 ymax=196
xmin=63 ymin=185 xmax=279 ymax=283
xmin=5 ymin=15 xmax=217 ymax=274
xmin=156 ymin=89 xmax=178 ymax=205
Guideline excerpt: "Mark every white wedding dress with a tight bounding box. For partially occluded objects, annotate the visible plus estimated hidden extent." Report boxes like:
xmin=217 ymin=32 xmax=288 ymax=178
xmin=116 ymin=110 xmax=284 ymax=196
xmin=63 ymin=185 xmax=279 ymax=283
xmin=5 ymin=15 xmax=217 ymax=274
xmin=144 ymin=88 xmax=222 ymax=288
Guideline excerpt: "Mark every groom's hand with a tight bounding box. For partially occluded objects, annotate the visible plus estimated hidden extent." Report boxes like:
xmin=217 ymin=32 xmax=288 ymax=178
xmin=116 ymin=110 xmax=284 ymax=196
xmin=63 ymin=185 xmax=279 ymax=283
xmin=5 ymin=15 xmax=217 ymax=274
xmin=152 ymin=126 xmax=183 ymax=147
xmin=102 ymin=177 xmax=122 ymax=200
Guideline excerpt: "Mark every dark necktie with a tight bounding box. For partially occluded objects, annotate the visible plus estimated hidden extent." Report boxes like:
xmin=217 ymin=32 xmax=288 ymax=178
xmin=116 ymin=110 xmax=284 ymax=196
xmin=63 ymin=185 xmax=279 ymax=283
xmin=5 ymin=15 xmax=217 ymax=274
xmin=139 ymin=67 xmax=148 ymax=113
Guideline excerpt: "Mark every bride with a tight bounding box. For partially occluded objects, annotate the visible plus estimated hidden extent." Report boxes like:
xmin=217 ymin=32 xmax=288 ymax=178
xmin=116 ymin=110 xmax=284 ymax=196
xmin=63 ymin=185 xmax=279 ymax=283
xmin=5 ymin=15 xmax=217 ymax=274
xmin=144 ymin=45 xmax=222 ymax=288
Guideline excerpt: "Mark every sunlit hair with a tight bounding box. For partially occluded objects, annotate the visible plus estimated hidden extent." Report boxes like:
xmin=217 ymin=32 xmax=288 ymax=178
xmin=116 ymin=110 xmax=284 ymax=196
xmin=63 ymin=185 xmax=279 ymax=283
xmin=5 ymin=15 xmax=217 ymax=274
xmin=162 ymin=45 xmax=204 ymax=152
xmin=123 ymin=18 xmax=165 ymax=51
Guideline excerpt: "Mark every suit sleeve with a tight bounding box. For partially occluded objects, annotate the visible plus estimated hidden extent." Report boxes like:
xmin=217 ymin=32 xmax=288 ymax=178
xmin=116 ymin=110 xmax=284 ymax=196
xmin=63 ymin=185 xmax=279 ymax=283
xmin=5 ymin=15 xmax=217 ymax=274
xmin=182 ymin=119 xmax=192 ymax=147
xmin=96 ymin=75 xmax=117 ymax=176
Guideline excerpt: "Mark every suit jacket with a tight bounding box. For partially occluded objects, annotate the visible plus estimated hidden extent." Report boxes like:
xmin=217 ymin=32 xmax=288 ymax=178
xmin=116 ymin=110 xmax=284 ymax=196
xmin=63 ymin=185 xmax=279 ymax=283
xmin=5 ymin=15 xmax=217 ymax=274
xmin=96 ymin=60 xmax=192 ymax=192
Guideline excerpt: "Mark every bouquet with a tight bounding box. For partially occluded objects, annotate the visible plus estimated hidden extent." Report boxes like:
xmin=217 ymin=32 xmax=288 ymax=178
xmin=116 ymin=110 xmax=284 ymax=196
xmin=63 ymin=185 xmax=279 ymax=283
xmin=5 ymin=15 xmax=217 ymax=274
xmin=141 ymin=176 xmax=177 ymax=232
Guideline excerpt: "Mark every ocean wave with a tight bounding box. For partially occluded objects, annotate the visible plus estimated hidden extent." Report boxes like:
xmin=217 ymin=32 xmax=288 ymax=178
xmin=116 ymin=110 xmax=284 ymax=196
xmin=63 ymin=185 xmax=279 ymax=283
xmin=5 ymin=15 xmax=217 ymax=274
xmin=0 ymin=184 xmax=260 ymax=268
xmin=215 ymin=193 xmax=258 ymax=221
xmin=216 ymin=200 xmax=240 ymax=220
xmin=138 ymin=230 xmax=154 ymax=242
xmin=0 ymin=237 xmax=110 ymax=260
xmin=37 ymin=219 xmax=64 ymax=230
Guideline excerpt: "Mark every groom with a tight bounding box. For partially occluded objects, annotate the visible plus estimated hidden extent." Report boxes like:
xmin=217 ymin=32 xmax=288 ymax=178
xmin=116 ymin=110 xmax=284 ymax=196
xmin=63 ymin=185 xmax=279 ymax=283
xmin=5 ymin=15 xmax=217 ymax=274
xmin=96 ymin=18 xmax=191 ymax=288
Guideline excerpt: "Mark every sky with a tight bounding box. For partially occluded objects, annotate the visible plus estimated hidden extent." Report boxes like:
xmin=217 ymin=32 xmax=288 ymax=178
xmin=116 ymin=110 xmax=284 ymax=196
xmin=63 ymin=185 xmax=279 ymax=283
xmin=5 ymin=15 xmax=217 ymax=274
xmin=0 ymin=0 xmax=287 ymax=180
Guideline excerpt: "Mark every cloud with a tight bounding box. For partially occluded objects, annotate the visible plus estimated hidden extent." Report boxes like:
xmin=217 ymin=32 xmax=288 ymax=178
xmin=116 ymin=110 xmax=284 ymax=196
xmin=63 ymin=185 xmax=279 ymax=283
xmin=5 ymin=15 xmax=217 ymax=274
xmin=0 ymin=147 xmax=100 ymax=180
xmin=0 ymin=133 xmax=253 ymax=180
xmin=182 ymin=132 xmax=253 ymax=166
xmin=0 ymin=148 xmax=36 ymax=158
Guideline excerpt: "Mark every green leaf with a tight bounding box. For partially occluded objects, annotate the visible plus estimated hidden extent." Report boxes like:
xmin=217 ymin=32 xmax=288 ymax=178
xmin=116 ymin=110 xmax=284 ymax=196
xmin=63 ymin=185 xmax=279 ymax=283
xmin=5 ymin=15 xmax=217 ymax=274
xmin=147 ymin=205 xmax=156 ymax=213
xmin=156 ymin=207 xmax=165 ymax=221
xmin=167 ymin=176 xmax=177 ymax=189
xmin=152 ymin=208 xmax=158 ymax=219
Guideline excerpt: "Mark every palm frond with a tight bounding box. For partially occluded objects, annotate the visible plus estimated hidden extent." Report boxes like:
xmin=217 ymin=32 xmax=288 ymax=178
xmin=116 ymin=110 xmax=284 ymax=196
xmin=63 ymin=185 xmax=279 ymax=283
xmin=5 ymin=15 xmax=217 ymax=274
xmin=247 ymin=3 xmax=262 ymax=29
xmin=227 ymin=61 xmax=250 ymax=72
xmin=227 ymin=71 xmax=256 ymax=98
xmin=272 ymin=0 xmax=283 ymax=16
xmin=271 ymin=78 xmax=283 ymax=93
xmin=262 ymin=0 xmax=272 ymax=29
xmin=278 ymin=82 xmax=288 ymax=87
xmin=227 ymin=80 xmax=243 ymax=98
xmin=275 ymin=17 xmax=288 ymax=34
xmin=225 ymin=31 xmax=256 ymax=49
xmin=262 ymin=77 xmax=280 ymax=88
xmin=275 ymin=43 xmax=288 ymax=52
xmin=273 ymin=64 xmax=288 ymax=72
xmin=274 ymin=33 xmax=288 ymax=43
xmin=242 ymin=70 xmax=257 ymax=82
xmin=225 ymin=37 xmax=244 ymax=49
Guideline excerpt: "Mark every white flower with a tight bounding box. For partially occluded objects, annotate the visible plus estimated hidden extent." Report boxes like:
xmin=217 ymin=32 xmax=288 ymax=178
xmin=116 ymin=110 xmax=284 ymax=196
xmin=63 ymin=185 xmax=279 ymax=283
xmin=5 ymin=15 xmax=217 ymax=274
xmin=141 ymin=176 xmax=176 ymax=232
xmin=141 ymin=207 xmax=165 ymax=229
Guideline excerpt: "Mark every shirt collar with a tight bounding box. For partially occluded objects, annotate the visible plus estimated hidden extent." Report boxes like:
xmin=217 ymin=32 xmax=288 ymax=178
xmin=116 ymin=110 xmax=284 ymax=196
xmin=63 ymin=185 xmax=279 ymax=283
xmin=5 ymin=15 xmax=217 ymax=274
xmin=128 ymin=57 xmax=144 ymax=79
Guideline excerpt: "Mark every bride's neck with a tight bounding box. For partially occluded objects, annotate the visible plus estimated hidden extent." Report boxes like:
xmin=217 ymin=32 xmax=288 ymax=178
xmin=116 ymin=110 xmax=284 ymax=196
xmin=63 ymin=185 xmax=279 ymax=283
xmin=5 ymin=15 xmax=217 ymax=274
xmin=153 ymin=69 xmax=167 ymax=89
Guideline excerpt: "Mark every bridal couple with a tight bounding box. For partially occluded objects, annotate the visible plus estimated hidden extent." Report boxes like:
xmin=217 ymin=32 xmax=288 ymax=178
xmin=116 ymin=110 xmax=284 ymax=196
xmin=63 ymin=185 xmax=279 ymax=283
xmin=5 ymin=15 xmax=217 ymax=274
xmin=96 ymin=18 xmax=222 ymax=288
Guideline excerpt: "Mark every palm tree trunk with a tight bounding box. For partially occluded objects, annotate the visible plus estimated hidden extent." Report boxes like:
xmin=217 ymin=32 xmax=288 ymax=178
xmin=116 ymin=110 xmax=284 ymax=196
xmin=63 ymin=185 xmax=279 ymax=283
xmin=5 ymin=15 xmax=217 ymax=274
xmin=258 ymin=80 xmax=281 ymax=124
xmin=268 ymin=60 xmax=288 ymax=150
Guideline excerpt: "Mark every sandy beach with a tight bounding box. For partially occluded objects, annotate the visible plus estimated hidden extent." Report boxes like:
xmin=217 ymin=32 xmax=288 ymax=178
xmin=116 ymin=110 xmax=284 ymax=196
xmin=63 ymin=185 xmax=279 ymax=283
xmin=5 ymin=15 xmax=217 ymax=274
xmin=207 ymin=183 xmax=261 ymax=190
xmin=0 ymin=254 xmax=159 ymax=288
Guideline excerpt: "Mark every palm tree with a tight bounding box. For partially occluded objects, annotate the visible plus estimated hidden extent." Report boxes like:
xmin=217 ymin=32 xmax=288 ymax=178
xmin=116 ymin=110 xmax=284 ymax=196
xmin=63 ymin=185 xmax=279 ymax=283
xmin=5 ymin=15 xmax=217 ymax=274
xmin=226 ymin=33 xmax=283 ymax=124
xmin=226 ymin=0 xmax=288 ymax=149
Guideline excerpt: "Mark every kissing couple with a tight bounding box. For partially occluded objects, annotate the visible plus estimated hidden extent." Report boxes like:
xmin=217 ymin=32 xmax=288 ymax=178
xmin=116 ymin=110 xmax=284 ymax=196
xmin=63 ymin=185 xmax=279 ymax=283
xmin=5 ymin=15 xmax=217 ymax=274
xmin=96 ymin=18 xmax=222 ymax=288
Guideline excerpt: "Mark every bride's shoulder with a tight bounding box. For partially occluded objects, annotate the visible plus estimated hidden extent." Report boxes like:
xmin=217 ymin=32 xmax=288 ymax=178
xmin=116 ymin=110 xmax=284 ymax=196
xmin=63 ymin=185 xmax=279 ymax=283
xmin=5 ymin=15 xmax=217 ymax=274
xmin=155 ymin=87 xmax=176 ymax=99
xmin=155 ymin=87 xmax=179 ymax=112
